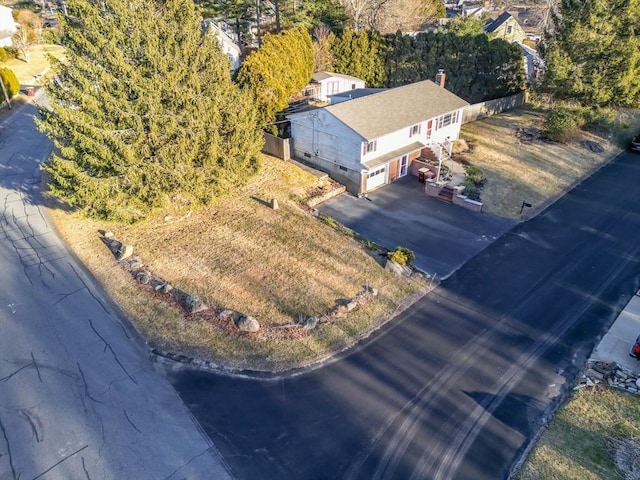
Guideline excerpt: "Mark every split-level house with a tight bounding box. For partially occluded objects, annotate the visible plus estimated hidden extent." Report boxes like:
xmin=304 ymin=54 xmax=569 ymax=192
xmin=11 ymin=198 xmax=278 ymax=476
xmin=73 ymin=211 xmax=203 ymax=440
xmin=288 ymin=78 xmax=469 ymax=195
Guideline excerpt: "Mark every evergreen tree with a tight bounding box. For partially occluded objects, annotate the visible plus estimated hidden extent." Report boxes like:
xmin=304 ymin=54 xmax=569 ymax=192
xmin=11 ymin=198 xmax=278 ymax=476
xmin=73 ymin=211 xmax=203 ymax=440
xmin=236 ymin=27 xmax=314 ymax=130
xmin=382 ymin=30 xmax=525 ymax=103
xmin=542 ymin=0 xmax=640 ymax=107
xmin=0 ymin=67 xmax=20 ymax=102
xmin=39 ymin=0 xmax=263 ymax=222
xmin=331 ymin=29 xmax=386 ymax=87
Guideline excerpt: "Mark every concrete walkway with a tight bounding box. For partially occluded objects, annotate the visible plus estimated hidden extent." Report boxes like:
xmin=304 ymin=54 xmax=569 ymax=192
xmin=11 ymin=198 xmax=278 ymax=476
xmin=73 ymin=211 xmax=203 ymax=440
xmin=591 ymin=290 xmax=640 ymax=373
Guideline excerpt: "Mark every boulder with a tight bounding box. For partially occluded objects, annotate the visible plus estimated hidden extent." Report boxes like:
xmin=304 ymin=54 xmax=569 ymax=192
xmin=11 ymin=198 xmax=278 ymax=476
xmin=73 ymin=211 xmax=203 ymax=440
xmin=218 ymin=309 xmax=236 ymax=322
xmin=174 ymin=293 xmax=208 ymax=314
xmin=385 ymin=259 xmax=412 ymax=277
xmin=236 ymin=315 xmax=260 ymax=332
xmin=344 ymin=300 xmax=358 ymax=312
xmin=302 ymin=316 xmax=318 ymax=330
xmin=116 ymin=243 xmax=134 ymax=260
xmin=134 ymin=269 xmax=152 ymax=285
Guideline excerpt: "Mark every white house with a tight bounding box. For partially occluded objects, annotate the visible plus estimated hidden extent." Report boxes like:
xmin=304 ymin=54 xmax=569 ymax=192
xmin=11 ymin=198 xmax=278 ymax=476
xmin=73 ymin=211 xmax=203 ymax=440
xmin=0 ymin=6 xmax=18 ymax=48
xmin=203 ymin=20 xmax=242 ymax=72
xmin=304 ymin=72 xmax=366 ymax=102
xmin=288 ymin=79 xmax=469 ymax=194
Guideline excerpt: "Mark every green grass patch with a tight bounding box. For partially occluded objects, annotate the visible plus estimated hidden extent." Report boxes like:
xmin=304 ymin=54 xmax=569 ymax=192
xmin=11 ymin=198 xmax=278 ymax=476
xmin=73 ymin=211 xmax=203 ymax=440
xmin=514 ymin=387 xmax=640 ymax=480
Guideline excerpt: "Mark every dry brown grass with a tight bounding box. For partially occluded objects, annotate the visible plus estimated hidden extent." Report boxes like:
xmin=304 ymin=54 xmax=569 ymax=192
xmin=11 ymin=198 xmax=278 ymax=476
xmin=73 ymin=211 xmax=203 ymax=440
xmin=47 ymin=156 xmax=426 ymax=372
xmin=514 ymin=387 xmax=640 ymax=480
xmin=460 ymin=106 xmax=628 ymax=220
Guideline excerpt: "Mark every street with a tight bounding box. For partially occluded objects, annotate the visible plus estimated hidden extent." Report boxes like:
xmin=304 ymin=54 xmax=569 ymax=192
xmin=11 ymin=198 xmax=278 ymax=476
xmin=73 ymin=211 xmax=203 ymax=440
xmin=167 ymin=150 xmax=640 ymax=479
xmin=0 ymin=96 xmax=231 ymax=479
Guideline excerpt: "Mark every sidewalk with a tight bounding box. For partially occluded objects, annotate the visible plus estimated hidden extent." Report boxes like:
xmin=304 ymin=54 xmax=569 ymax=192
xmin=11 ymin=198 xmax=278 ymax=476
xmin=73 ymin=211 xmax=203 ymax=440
xmin=590 ymin=289 xmax=640 ymax=373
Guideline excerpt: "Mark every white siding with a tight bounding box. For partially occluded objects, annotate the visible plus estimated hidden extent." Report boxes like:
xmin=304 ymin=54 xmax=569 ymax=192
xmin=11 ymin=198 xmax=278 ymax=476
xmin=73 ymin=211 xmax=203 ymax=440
xmin=318 ymin=77 xmax=365 ymax=101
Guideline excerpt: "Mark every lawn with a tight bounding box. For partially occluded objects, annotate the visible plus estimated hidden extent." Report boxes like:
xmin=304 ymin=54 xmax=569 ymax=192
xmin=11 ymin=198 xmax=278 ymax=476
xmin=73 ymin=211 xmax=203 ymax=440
xmin=46 ymin=156 xmax=427 ymax=372
xmin=459 ymin=105 xmax=640 ymax=220
xmin=514 ymin=387 xmax=640 ymax=480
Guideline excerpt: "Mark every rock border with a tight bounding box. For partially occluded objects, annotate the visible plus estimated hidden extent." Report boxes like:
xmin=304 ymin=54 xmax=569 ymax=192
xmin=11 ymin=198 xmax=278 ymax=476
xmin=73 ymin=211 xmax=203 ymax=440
xmin=577 ymin=360 xmax=640 ymax=395
xmin=100 ymin=231 xmax=379 ymax=337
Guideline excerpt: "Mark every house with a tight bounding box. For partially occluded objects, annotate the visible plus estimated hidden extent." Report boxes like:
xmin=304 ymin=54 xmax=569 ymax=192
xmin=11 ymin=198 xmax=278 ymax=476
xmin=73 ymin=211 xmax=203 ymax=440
xmin=303 ymin=72 xmax=366 ymax=102
xmin=202 ymin=19 xmax=242 ymax=72
xmin=0 ymin=6 xmax=18 ymax=48
xmin=288 ymin=78 xmax=469 ymax=195
xmin=518 ymin=43 xmax=544 ymax=81
xmin=484 ymin=12 xmax=526 ymax=44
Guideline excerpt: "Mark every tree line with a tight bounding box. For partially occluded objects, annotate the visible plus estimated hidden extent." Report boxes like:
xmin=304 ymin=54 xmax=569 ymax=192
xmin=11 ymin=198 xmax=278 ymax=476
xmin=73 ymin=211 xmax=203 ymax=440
xmin=34 ymin=0 xmax=640 ymax=223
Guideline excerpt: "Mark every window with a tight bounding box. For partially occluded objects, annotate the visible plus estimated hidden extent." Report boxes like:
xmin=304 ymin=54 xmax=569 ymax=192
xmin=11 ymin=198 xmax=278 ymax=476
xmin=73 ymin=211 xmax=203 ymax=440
xmin=409 ymin=124 xmax=421 ymax=137
xmin=327 ymin=81 xmax=339 ymax=95
xmin=367 ymin=167 xmax=385 ymax=178
xmin=339 ymin=165 xmax=347 ymax=171
xmin=506 ymin=25 xmax=513 ymax=34
xmin=437 ymin=111 xmax=459 ymax=129
xmin=362 ymin=140 xmax=377 ymax=155
xmin=351 ymin=83 xmax=356 ymax=89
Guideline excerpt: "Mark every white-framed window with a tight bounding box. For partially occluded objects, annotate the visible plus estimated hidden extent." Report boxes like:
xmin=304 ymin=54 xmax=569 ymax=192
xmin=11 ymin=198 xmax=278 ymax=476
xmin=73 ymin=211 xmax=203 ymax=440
xmin=362 ymin=140 xmax=377 ymax=155
xmin=437 ymin=111 xmax=459 ymax=129
xmin=409 ymin=124 xmax=421 ymax=137
xmin=327 ymin=80 xmax=339 ymax=94
xmin=506 ymin=25 xmax=513 ymax=34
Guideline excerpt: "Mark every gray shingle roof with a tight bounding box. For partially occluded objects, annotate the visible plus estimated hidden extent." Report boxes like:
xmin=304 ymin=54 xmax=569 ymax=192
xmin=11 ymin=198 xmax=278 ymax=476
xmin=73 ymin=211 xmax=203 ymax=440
xmin=323 ymin=80 xmax=469 ymax=140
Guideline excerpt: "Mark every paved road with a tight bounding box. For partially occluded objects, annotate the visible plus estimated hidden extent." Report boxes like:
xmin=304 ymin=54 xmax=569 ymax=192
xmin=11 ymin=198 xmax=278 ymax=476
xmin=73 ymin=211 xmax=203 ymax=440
xmin=168 ymin=151 xmax=640 ymax=479
xmin=0 ymin=96 xmax=231 ymax=478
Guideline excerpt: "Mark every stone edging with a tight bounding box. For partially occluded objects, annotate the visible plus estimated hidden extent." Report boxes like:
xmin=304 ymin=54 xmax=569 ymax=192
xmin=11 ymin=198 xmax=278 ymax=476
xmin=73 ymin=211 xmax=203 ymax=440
xmin=578 ymin=360 xmax=640 ymax=395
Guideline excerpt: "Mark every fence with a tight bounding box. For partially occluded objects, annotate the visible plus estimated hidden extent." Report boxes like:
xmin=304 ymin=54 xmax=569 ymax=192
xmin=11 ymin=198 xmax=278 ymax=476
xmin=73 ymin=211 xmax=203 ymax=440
xmin=262 ymin=132 xmax=290 ymax=160
xmin=462 ymin=91 xmax=528 ymax=124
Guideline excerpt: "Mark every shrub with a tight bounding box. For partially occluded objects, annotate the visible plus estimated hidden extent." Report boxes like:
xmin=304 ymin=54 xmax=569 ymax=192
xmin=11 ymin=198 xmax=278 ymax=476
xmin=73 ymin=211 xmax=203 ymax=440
xmin=0 ymin=68 xmax=20 ymax=101
xmin=462 ymin=180 xmax=480 ymax=200
xmin=2 ymin=47 xmax=18 ymax=60
xmin=545 ymin=107 xmax=580 ymax=142
xmin=0 ymin=48 xmax=7 ymax=62
xmin=464 ymin=164 xmax=486 ymax=185
xmin=388 ymin=246 xmax=415 ymax=266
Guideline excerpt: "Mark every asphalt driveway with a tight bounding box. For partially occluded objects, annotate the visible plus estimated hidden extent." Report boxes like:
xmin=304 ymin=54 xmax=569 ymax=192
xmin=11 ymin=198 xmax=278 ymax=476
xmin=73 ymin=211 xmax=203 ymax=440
xmin=320 ymin=176 xmax=516 ymax=278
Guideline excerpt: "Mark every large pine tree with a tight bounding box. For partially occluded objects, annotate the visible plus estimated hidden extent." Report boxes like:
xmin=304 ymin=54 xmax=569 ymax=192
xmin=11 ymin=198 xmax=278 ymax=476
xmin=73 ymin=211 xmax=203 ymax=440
xmin=39 ymin=0 xmax=263 ymax=222
xmin=542 ymin=0 xmax=640 ymax=107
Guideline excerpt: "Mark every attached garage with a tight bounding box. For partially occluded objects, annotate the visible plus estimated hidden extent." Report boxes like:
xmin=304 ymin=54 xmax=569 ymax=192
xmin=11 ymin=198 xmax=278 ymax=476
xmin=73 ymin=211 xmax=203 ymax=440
xmin=366 ymin=165 xmax=387 ymax=191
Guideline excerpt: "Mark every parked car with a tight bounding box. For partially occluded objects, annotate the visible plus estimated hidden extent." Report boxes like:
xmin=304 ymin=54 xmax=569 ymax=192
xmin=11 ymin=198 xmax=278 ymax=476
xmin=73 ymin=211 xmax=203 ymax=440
xmin=630 ymin=134 xmax=640 ymax=152
xmin=630 ymin=334 xmax=640 ymax=359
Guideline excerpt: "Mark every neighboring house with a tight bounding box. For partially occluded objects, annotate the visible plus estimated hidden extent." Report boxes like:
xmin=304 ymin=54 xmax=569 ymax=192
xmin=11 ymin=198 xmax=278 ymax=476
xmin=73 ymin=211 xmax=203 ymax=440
xmin=484 ymin=12 xmax=527 ymax=44
xmin=0 ymin=5 xmax=18 ymax=48
xmin=288 ymin=79 xmax=469 ymax=195
xmin=519 ymin=42 xmax=544 ymax=81
xmin=303 ymin=72 xmax=366 ymax=102
xmin=203 ymin=19 xmax=242 ymax=72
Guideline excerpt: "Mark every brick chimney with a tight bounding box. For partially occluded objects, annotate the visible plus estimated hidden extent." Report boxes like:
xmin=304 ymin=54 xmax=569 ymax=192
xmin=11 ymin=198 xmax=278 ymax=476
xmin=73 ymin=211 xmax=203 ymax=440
xmin=435 ymin=68 xmax=446 ymax=88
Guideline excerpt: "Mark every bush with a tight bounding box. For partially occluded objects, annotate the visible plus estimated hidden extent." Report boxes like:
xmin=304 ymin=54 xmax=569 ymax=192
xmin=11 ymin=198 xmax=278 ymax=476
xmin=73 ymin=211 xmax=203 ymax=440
xmin=0 ymin=48 xmax=7 ymax=63
xmin=463 ymin=164 xmax=486 ymax=185
xmin=388 ymin=246 xmax=415 ymax=266
xmin=462 ymin=180 xmax=480 ymax=200
xmin=2 ymin=47 xmax=18 ymax=60
xmin=0 ymin=68 xmax=20 ymax=101
xmin=545 ymin=107 xmax=580 ymax=142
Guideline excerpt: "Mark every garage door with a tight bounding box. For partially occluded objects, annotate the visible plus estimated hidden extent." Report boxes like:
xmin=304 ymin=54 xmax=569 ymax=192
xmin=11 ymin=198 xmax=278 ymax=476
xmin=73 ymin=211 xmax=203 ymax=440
xmin=366 ymin=166 xmax=387 ymax=191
